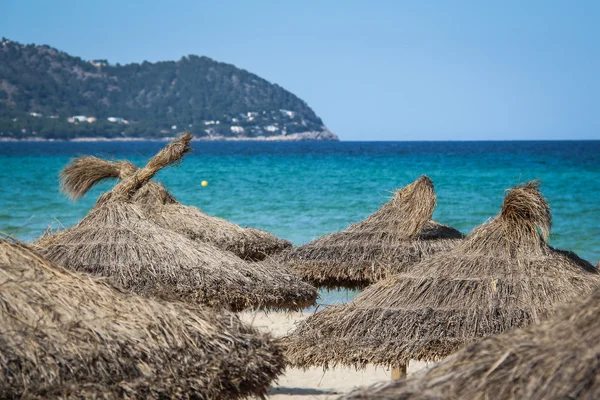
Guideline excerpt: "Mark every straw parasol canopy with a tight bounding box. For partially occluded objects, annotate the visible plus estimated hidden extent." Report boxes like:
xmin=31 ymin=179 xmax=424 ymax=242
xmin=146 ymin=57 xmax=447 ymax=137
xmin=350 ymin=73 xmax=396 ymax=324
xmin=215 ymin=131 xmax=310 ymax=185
xmin=281 ymin=176 xmax=464 ymax=290
xmin=38 ymin=134 xmax=317 ymax=312
xmin=285 ymin=181 xmax=600 ymax=370
xmin=0 ymin=236 xmax=285 ymax=399
xmin=60 ymin=154 xmax=291 ymax=261
xmin=342 ymin=284 xmax=600 ymax=400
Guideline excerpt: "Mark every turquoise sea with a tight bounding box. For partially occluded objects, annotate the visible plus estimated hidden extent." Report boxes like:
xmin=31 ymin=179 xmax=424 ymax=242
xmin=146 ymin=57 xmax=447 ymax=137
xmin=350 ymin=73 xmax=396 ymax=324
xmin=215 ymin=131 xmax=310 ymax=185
xmin=1 ymin=141 xmax=599 ymax=303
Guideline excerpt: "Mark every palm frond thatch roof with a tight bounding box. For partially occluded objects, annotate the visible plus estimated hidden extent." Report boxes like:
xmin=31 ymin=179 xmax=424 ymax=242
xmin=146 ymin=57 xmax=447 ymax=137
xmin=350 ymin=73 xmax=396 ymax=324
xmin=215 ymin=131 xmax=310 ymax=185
xmin=281 ymin=176 xmax=464 ymax=289
xmin=342 ymin=285 xmax=600 ymax=400
xmin=60 ymin=154 xmax=291 ymax=260
xmin=150 ymin=202 xmax=292 ymax=260
xmin=0 ymin=237 xmax=285 ymax=399
xmin=39 ymin=134 xmax=317 ymax=311
xmin=285 ymin=181 xmax=599 ymax=369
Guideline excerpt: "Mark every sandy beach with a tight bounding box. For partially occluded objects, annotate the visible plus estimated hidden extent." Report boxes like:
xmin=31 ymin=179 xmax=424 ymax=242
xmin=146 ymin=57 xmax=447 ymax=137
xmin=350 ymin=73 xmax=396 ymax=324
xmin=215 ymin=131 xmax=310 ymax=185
xmin=240 ymin=311 xmax=433 ymax=399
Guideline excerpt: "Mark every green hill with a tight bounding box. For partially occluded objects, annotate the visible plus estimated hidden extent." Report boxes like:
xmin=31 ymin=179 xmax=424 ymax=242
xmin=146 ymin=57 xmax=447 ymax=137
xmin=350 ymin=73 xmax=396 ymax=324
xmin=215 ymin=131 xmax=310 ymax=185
xmin=0 ymin=38 xmax=337 ymax=140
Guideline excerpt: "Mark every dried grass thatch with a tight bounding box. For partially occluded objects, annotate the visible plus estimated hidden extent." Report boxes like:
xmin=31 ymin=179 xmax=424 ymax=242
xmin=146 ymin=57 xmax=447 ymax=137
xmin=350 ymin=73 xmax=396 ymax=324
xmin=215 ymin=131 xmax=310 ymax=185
xmin=342 ymin=285 xmax=600 ymax=400
xmin=38 ymin=134 xmax=317 ymax=311
xmin=150 ymin=203 xmax=292 ymax=261
xmin=0 ymin=236 xmax=285 ymax=399
xmin=59 ymin=155 xmax=290 ymax=260
xmin=285 ymin=181 xmax=600 ymax=369
xmin=280 ymin=176 xmax=463 ymax=289
xmin=60 ymin=156 xmax=135 ymax=200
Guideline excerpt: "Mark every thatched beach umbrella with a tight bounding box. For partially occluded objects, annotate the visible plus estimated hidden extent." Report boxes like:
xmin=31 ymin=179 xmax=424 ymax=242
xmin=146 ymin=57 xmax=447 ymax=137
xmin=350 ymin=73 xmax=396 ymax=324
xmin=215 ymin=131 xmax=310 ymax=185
xmin=281 ymin=176 xmax=463 ymax=289
xmin=285 ymin=181 xmax=599 ymax=377
xmin=342 ymin=284 xmax=600 ymax=400
xmin=38 ymin=134 xmax=317 ymax=311
xmin=0 ymin=237 xmax=285 ymax=398
xmin=60 ymin=154 xmax=291 ymax=260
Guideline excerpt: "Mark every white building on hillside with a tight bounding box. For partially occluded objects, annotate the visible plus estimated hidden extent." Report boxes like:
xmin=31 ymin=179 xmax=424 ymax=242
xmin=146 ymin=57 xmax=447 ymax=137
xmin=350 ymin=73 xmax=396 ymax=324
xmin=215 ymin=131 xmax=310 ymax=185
xmin=280 ymin=109 xmax=296 ymax=118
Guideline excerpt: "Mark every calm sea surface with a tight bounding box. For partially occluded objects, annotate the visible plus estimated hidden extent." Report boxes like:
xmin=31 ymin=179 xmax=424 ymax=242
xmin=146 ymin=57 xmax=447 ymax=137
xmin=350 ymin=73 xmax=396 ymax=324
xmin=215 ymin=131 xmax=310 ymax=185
xmin=1 ymin=141 xmax=599 ymax=303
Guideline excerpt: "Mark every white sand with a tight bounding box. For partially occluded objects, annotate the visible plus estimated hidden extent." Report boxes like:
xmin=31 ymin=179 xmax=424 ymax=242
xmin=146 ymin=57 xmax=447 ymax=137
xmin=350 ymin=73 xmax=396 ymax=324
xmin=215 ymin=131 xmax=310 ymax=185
xmin=240 ymin=311 xmax=434 ymax=399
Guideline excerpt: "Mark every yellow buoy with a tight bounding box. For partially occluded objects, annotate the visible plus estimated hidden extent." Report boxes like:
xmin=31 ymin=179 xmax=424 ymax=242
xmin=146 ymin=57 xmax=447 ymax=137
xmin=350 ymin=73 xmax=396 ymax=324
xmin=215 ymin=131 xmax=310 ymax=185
xmin=201 ymin=180 xmax=209 ymax=187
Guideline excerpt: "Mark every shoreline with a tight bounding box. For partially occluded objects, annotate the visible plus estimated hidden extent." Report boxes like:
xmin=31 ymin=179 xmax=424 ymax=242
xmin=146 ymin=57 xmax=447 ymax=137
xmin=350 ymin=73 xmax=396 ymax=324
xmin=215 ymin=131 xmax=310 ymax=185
xmin=0 ymin=130 xmax=340 ymax=143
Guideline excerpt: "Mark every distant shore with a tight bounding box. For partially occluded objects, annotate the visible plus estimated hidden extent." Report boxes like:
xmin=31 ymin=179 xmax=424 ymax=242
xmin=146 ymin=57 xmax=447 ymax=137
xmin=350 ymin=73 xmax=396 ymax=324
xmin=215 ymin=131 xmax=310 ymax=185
xmin=0 ymin=130 xmax=340 ymax=143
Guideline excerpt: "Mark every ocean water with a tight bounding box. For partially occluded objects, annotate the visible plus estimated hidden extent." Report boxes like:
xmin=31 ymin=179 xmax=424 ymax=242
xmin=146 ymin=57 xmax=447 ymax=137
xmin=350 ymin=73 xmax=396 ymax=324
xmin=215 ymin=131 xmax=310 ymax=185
xmin=1 ymin=141 xmax=599 ymax=303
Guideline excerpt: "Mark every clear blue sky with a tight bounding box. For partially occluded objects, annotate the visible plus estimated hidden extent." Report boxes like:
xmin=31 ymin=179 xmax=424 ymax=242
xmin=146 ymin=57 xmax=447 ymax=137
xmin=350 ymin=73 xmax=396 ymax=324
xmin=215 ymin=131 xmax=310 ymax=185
xmin=2 ymin=1 xmax=599 ymax=140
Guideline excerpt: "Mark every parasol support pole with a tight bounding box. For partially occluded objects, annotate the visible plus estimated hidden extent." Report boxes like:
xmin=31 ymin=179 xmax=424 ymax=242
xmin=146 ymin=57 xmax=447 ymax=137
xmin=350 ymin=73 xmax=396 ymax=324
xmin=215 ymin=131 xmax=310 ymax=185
xmin=391 ymin=362 xmax=407 ymax=380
